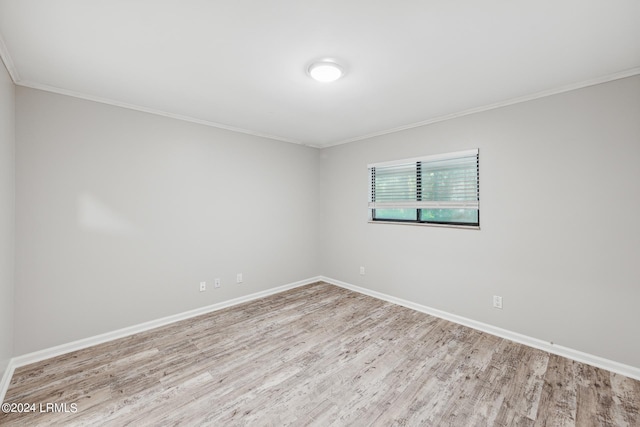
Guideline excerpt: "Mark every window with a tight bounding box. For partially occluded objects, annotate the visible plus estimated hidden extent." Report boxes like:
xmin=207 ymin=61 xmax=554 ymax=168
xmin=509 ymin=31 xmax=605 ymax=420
xmin=368 ymin=149 xmax=479 ymax=227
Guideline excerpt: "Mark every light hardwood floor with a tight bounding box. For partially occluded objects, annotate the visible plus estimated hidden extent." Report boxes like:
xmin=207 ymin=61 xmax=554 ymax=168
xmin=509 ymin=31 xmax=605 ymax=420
xmin=1 ymin=282 xmax=639 ymax=426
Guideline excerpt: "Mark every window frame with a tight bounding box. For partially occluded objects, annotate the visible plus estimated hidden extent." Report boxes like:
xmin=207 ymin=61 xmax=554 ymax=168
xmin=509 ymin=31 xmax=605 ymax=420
xmin=368 ymin=149 xmax=480 ymax=229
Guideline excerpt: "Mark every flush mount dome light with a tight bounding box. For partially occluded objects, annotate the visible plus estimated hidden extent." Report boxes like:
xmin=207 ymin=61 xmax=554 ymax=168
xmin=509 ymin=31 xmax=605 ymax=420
xmin=308 ymin=60 xmax=344 ymax=82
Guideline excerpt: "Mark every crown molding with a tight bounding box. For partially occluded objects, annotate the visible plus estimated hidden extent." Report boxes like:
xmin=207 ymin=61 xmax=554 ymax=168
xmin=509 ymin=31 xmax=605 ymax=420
xmin=322 ymin=67 xmax=640 ymax=148
xmin=7 ymin=54 xmax=639 ymax=151
xmin=0 ymin=32 xmax=19 ymax=83
xmin=15 ymin=80 xmax=323 ymax=148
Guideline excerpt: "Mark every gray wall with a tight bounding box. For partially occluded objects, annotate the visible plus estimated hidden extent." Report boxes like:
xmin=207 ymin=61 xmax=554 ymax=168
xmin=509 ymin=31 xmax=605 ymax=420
xmin=15 ymin=87 xmax=320 ymax=354
xmin=10 ymin=74 xmax=640 ymax=371
xmin=0 ymin=61 xmax=15 ymax=378
xmin=319 ymin=75 xmax=640 ymax=368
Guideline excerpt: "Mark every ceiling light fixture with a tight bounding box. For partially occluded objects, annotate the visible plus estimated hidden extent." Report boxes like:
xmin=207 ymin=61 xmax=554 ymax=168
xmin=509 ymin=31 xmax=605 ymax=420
xmin=308 ymin=60 xmax=344 ymax=83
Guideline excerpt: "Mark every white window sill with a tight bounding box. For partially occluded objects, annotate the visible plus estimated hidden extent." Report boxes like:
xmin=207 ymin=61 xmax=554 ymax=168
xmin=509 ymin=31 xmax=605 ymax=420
xmin=368 ymin=220 xmax=480 ymax=230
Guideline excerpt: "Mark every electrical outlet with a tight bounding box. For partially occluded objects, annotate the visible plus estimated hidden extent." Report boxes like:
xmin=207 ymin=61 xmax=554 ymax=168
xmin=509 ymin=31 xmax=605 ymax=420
xmin=236 ymin=273 xmax=243 ymax=284
xmin=200 ymin=281 xmax=206 ymax=292
xmin=493 ymin=295 xmax=503 ymax=309
xmin=214 ymin=278 xmax=221 ymax=288
xmin=359 ymin=266 xmax=365 ymax=275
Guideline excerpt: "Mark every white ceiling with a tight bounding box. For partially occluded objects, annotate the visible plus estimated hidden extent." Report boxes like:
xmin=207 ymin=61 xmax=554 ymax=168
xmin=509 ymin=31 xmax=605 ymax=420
xmin=0 ymin=1 xmax=639 ymax=148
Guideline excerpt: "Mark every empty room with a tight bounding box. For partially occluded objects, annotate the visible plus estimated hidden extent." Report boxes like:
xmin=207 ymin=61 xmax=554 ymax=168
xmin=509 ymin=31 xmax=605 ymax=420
xmin=1 ymin=1 xmax=639 ymax=425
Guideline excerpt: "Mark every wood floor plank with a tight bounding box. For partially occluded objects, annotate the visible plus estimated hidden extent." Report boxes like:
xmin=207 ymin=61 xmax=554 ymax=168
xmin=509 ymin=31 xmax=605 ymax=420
xmin=1 ymin=282 xmax=638 ymax=426
xmin=492 ymin=345 xmax=548 ymax=426
xmin=534 ymin=355 xmax=579 ymax=426
xmin=610 ymin=372 xmax=640 ymax=426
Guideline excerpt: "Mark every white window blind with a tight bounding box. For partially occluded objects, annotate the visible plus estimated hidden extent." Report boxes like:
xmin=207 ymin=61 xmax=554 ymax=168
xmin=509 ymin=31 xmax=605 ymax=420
xmin=368 ymin=149 xmax=479 ymax=226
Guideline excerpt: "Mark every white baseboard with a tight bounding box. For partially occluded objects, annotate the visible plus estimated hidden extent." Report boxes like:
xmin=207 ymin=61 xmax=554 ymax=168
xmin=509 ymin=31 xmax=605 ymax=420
xmin=0 ymin=358 xmax=17 ymax=405
xmin=3 ymin=275 xmax=638 ymax=404
xmin=1 ymin=276 xmax=321 ymax=403
xmin=320 ymin=276 xmax=640 ymax=381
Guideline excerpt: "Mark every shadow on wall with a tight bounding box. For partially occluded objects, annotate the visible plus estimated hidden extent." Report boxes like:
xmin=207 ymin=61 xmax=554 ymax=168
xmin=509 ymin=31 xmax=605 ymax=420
xmin=77 ymin=193 xmax=139 ymax=235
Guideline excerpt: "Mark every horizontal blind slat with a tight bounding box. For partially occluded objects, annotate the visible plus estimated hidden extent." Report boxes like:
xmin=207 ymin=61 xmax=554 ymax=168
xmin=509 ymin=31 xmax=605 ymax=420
xmin=369 ymin=201 xmax=479 ymax=209
xmin=368 ymin=148 xmax=478 ymax=168
xmin=369 ymin=149 xmax=479 ymax=223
